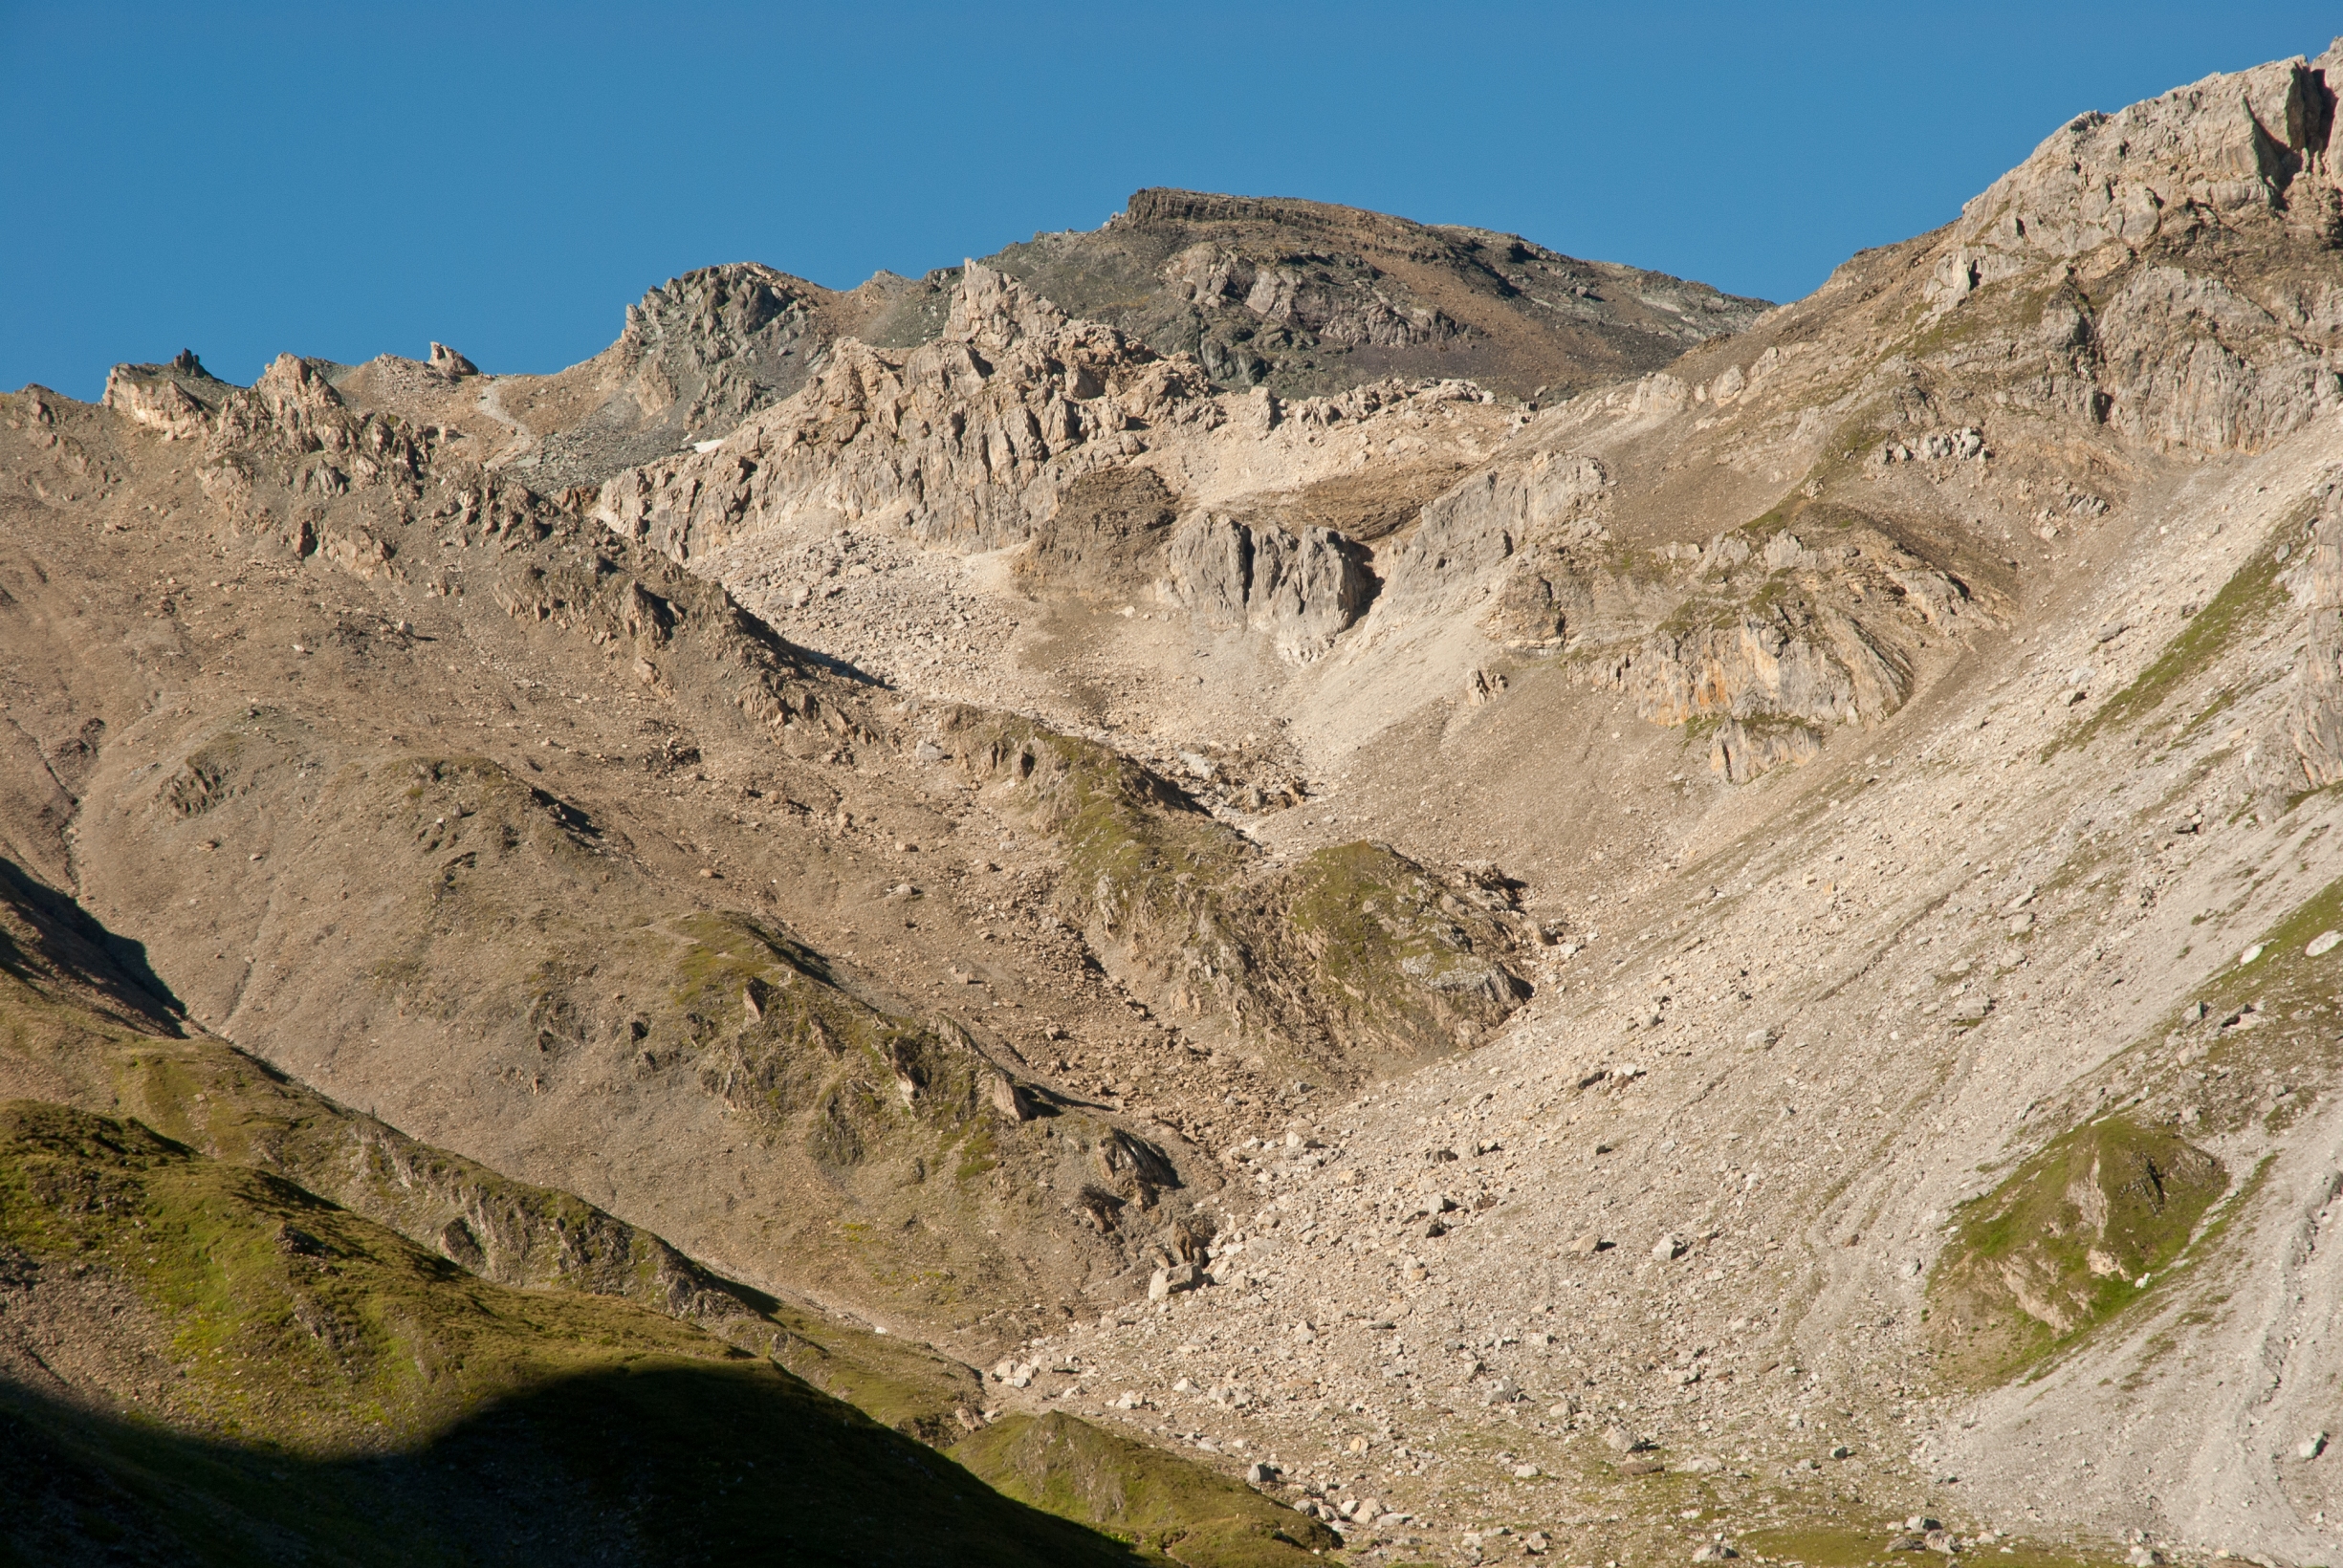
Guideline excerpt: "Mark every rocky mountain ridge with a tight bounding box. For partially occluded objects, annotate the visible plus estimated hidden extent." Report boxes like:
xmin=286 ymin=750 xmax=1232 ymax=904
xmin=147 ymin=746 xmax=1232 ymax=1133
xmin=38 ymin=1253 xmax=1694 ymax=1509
xmin=10 ymin=34 xmax=2343 ymax=1568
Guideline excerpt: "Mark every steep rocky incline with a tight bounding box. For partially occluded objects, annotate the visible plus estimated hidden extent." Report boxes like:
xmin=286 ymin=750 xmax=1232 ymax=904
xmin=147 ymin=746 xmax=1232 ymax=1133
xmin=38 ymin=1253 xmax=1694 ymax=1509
xmin=0 ymin=857 xmax=1337 ymax=1564
xmin=1 ymin=301 xmax=1531 ymax=1370
xmin=566 ymin=36 xmax=2343 ymax=1568
xmin=16 ymin=34 xmax=2343 ymax=1568
xmin=0 ymin=1099 xmax=1179 ymax=1566
xmin=930 ymin=41 xmax=2343 ymax=1568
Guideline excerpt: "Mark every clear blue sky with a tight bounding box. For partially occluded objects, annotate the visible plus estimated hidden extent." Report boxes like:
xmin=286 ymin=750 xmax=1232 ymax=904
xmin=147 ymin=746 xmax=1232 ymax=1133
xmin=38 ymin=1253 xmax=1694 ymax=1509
xmin=5 ymin=3 xmax=2336 ymax=399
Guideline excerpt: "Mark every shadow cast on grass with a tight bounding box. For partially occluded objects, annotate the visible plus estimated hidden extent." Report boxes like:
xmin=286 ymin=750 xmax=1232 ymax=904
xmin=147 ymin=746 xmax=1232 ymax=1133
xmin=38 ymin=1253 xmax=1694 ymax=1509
xmin=0 ymin=1360 xmax=1145 ymax=1568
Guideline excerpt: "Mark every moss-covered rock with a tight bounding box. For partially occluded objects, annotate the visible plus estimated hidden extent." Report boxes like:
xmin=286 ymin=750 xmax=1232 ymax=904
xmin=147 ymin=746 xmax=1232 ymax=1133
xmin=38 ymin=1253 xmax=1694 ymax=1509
xmin=942 ymin=713 xmax=1527 ymax=1076
xmin=1928 ymin=1113 xmax=2226 ymax=1383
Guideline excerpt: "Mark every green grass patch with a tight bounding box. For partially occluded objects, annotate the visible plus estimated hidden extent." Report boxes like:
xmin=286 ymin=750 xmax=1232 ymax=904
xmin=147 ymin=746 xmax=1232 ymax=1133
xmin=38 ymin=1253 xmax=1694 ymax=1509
xmin=952 ymin=1411 xmax=1336 ymax=1566
xmin=1926 ymin=1114 xmax=2226 ymax=1386
xmin=2047 ymin=529 xmax=2292 ymax=759
xmin=1741 ymin=1523 xmax=2119 ymax=1568
xmin=954 ymin=715 xmax=1528 ymax=1067
xmin=0 ymin=1100 xmax=1144 ymax=1566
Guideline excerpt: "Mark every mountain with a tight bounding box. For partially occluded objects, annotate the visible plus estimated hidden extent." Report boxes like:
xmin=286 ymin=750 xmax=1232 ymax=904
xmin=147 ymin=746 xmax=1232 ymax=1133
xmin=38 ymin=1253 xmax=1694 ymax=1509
xmin=887 ymin=188 xmax=1771 ymax=403
xmin=297 ymin=190 xmax=1766 ymax=500
xmin=11 ymin=33 xmax=2343 ymax=1567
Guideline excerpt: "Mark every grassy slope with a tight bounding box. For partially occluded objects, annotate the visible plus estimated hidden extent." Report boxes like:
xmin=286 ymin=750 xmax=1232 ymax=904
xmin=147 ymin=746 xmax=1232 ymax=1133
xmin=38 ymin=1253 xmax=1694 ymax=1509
xmin=951 ymin=1412 xmax=1337 ymax=1566
xmin=0 ymin=862 xmax=1329 ymax=1565
xmin=1927 ymin=1113 xmax=2226 ymax=1384
xmin=0 ymin=1100 xmax=1140 ymax=1567
xmin=945 ymin=713 xmax=1527 ymax=1073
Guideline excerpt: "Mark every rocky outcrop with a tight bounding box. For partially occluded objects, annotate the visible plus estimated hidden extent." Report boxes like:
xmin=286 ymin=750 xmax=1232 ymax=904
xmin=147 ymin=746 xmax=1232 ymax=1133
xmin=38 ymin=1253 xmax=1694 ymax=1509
xmin=100 ymin=350 xmax=235 ymax=442
xmin=2092 ymin=264 xmax=2343 ymax=452
xmin=101 ymin=371 xmax=211 ymax=440
xmin=934 ymin=715 xmax=1527 ymax=1074
xmin=2277 ymin=480 xmax=2343 ymax=789
xmin=596 ymin=264 xmax=1218 ymax=558
xmin=1163 ymin=240 xmax=1466 ymax=351
xmin=1915 ymin=45 xmax=2343 ymax=456
xmin=1619 ymin=596 xmax=1913 ymax=731
xmin=1168 ymin=512 xmax=1374 ymax=661
xmin=516 ymin=262 xmax=845 ymax=490
xmin=1948 ymin=49 xmax=2343 ymax=266
xmin=1590 ymin=520 xmax=1982 ymax=746
xmin=205 ymin=353 xmax=428 ymax=491
xmin=426 ymin=341 xmax=478 ymax=379
xmin=976 ymin=187 xmax=1773 ymax=401
xmin=1708 ymin=717 xmax=1824 ymax=783
xmin=1369 ymin=447 xmax=1615 ymax=642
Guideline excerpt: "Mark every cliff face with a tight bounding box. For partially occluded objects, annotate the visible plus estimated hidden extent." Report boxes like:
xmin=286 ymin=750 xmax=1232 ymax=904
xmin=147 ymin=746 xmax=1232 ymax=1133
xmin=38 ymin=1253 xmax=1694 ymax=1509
xmin=597 ymin=264 xmax=1219 ymax=557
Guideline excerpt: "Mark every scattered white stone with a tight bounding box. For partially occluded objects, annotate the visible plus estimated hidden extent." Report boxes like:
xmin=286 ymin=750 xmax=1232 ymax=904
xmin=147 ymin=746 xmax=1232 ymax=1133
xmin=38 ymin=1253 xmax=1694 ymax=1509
xmin=2307 ymin=931 xmax=2341 ymax=959
xmin=2239 ymin=943 xmax=2266 ymax=966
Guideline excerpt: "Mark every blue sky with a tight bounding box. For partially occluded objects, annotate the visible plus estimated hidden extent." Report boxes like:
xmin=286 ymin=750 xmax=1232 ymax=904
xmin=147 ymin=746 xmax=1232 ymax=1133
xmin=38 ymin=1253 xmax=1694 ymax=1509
xmin=4 ymin=3 xmax=2336 ymax=398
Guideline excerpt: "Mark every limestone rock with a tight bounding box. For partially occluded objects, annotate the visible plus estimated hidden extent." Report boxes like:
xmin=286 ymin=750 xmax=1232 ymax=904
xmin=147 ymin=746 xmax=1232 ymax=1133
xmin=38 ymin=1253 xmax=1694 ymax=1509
xmin=102 ymin=366 xmax=214 ymax=441
xmin=1619 ymin=597 xmax=1910 ymax=730
xmin=2275 ymin=484 xmax=2343 ymax=789
xmin=951 ymin=186 xmax=1771 ymax=402
xmin=1951 ymin=49 xmax=2343 ymax=265
xmin=598 ymin=264 xmax=1216 ymax=559
xmin=1710 ymin=718 xmax=1824 ymax=784
xmin=1916 ymin=47 xmax=2343 ymax=455
xmin=515 ymin=262 xmax=850 ymax=490
xmin=426 ymin=342 xmax=478 ymax=379
xmin=1377 ymin=449 xmax=1614 ymax=625
xmin=101 ymin=351 xmax=234 ymax=442
xmin=1168 ymin=512 xmax=1374 ymax=661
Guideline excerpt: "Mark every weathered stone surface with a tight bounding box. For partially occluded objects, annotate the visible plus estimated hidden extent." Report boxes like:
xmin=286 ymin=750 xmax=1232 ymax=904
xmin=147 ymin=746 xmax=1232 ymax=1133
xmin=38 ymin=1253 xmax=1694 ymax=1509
xmin=101 ymin=352 xmax=236 ymax=442
xmin=426 ymin=342 xmax=478 ymax=379
xmin=508 ymin=262 xmax=859 ymax=490
xmin=1168 ymin=512 xmax=1374 ymax=661
xmin=1918 ymin=46 xmax=2343 ymax=455
xmin=1951 ymin=50 xmax=2343 ymax=265
xmin=920 ymin=186 xmax=1773 ymax=402
xmin=1710 ymin=718 xmax=1825 ymax=783
xmin=2276 ymin=481 xmax=2343 ymax=789
xmin=597 ymin=264 xmax=1216 ymax=558
xmin=1377 ymin=451 xmax=1613 ymax=622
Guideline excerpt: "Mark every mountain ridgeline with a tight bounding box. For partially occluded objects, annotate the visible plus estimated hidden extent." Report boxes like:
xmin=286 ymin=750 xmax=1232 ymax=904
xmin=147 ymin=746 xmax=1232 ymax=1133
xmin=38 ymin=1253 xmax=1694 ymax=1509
xmin=11 ymin=39 xmax=2343 ymax=1566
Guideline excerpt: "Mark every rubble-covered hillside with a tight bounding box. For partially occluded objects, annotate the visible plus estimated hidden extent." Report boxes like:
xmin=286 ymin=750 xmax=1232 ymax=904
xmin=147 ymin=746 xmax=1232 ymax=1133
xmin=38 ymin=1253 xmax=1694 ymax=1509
xmin=9 ymin=36 xmax=2343 ymax=1568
